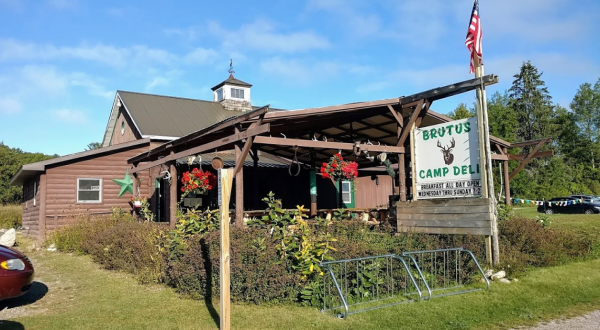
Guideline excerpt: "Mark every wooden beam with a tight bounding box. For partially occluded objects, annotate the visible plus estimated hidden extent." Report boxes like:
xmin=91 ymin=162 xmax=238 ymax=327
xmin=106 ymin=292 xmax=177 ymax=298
xmin=169 ymin=159 xmax=177 ymax=228
xmin=399 ymin=74 xmax=499 ymax=105
xmin=39 ymin=174 xmax=47 ymax=241
xmin=234 ymin=142 xmax=245 ymax=227
xmin=387 ymin=105 xmax=404 ymax=129
xmin=414 ymin=100 xmax=432 ymax=127
xmin=510 ymin=138 xmax=551 ymax=148
xmin=131 ymin=124 xmax=270 ymax=173
xmin=509 ymin=139 xmax=548 ymax=180
xmin=397 ymin=99 xmax=424 ymax=146
xmin=491 ymin=154 xmax=509 ymax=161
xmin=495 ymin=144 xmax=505 ymax=155
xmin=503 ymin=148 xmax=510 ymax=206
xmin=253 ymin=136 xmax=405 ymax=153
xmin=508 ymin=150 xmax=554 ymax=161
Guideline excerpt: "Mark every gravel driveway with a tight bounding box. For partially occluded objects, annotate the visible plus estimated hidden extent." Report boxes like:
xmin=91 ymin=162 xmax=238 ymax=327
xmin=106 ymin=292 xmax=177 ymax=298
xmin=510 ymin=310 xmax=600 ymax=330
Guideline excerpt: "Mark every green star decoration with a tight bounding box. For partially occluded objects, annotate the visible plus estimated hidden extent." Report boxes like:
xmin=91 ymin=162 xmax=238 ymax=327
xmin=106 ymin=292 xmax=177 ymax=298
xmin=112 ymin=171 xmax=134 ymax=197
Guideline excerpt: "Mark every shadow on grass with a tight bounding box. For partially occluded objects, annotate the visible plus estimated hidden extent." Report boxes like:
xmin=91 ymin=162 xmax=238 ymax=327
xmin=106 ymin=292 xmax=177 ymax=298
xmin=0 ymin=320 xmax=24 ymax=330
xmin=201 ymin=239 xmax=220 ymax=327
xmin=0 ymin=281 xmax=48 ymax=311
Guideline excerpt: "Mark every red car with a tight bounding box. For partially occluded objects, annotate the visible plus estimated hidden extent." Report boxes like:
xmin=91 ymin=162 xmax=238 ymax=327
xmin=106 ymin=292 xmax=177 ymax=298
xmin=0 ymin=245 xmax=34 ymax=301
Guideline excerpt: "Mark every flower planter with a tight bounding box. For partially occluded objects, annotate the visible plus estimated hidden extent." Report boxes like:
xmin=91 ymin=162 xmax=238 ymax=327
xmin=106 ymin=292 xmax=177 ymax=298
xmin=133 ymin=201 xmax=142 ymax=208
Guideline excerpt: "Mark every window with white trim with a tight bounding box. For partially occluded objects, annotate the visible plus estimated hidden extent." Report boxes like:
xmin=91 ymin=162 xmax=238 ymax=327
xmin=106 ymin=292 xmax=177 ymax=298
xmin=77 ymin=178 xmax=102 ymax=203
xmin=341 ymin=181 xmax=352 ymax=204
xmin=216 ymin=88 xmax=224 ymax=101
xmin=231 ymin=88 xmax=244 ymax=99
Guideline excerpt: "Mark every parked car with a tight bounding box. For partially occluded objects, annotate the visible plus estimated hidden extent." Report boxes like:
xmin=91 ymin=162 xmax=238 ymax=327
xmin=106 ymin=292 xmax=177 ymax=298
xmin=569 ymin=194 xmax=600 ymax=203
xmin=537 ymin=197 xmax=600 ymax=215
xmin=0 ymin=245 xmax=34 ymax=301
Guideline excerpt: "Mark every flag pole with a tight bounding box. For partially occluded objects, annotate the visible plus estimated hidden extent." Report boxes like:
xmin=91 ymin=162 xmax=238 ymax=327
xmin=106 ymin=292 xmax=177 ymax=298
xmin=474 ymin=55 xmax=500 ymax=266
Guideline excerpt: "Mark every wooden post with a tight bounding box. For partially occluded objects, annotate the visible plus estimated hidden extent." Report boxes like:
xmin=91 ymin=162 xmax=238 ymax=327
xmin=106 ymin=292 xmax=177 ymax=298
xmin=410 ymin=125 xmax=418 ymax=201
xmin=503 ymin=148 xmax=510 ymax=205
xmin=399 ymin=154 xmax=407 ymax=202
xmin=234 ymin=142 xmax=244 ymax=227
xmin=475 ymin=55 xmax=499 ymax=266
xmin=169 ymin=160 xmax=177 ymax=228
xmin=218 ymin=168 xmax=234 ymax=330
xmin=39 ymin=174 xmax=47 ymax=241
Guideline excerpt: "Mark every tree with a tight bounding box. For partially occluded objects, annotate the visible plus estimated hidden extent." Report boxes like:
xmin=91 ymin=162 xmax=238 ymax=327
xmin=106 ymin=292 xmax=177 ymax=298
xmin=487 ymin=91 xmax=517 ymax=143
xmin=86 ymin=142 xmax=102 ymax=150
xmin=570 ymin=78 xmax=600 ymax=169
xmin=508 ymin=61 xmax=554 ymax=146
xmin=448 ymin=103 xmax=474 ymax=120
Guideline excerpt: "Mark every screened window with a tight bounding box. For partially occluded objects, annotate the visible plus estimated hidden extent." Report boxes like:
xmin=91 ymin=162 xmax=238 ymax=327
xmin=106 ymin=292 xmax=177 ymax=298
xmin=341 ymin=181 xmax=352 ymax=204
xmin=216 ymin=88 xmax=224 ymax=101
xmin=77 ymin=178 xmax=102 ymax=203
xmin=231 ymin=88 xmax=244 ymax=99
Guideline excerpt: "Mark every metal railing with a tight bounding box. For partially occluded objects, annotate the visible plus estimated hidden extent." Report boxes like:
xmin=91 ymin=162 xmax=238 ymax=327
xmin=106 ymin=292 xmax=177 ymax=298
xmin=320 ymin=248 xmax=489 ymax=318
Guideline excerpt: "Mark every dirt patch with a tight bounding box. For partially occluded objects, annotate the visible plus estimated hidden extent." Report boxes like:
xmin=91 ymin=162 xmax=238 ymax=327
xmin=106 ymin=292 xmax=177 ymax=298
xmin=510 ymin=310 xmax=600 ymax=330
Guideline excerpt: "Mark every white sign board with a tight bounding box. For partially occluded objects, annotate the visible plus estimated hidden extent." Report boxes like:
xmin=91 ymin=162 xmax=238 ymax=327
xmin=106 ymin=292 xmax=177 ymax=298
xmin=414 ymin=117 xmax=482 ymax=199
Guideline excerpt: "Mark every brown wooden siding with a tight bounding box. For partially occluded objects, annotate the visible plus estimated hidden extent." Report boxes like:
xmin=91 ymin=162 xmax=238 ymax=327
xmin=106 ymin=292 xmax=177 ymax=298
xmin=21 ymin=177 xmax=41 ymax=239
xmin=396 ymin=198 xmax=493 ymax=235
xmin=354 ymin=175 xmax=394 ymax=209
xmin=43 ymin=145 xmax=152 ymax=233
xmin=109 ymin=109 xmax=139 ymax=146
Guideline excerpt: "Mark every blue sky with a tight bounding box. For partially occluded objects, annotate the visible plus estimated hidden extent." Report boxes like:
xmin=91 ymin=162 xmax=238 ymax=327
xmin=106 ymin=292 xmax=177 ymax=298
xmin=1 ymin=0 xmax=598 ymax=156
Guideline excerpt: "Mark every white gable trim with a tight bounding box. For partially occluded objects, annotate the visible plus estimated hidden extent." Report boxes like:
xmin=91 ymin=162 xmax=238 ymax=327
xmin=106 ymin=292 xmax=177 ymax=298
xmin=101 ymin=92 xmax=144 ymax=147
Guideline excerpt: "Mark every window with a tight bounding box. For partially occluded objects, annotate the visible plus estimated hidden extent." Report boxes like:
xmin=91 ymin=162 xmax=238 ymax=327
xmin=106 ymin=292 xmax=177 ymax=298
xmin=33 ymin=181 xmax=37 ymax=206
xmin=77 ymin=178 xmax=102 ymax=203
xmin=121 ymin=121 xmax=125 ymax=135
xmin=341 ymin=181 xmax=352 ymax=204
xmin=231 ymin=88 xmax=244 ymax=99
xmin=216 ymin=88 xmax=224 ymax=101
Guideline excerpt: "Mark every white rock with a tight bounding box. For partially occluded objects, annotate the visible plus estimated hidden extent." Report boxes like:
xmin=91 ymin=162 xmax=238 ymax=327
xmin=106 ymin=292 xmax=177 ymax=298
xmin=498 ymin=278 xmax=511 ymax=284
xmin=491 ymin=271 xmax=506 ymax=280
xmin=0 ymin=228 xmax=16 ymax=247
xmin=484 ymin=269 xmax=494 ymax=278
xmin=512 ymin=278 xmax=519 ymax=282
xmin=47 ymin=243 xmax=57 ymax=252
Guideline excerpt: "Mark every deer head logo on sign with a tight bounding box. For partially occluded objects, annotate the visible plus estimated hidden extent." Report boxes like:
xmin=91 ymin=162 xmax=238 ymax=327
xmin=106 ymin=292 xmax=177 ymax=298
xmin=437 ymin=138 xmax=455 ymax=165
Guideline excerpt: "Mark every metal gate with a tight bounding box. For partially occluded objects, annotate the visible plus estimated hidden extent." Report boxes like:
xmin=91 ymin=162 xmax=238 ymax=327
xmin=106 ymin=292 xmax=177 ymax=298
xmin=320 ymin=248 xmax=489 ymax=318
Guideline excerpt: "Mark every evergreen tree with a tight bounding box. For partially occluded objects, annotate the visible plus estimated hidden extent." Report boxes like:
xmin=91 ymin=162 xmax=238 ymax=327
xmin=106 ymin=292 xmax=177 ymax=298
xmin=487 ymin=91 xmax=517 ymax=143
xmin=448 ymin=103 xmax=474 ymax=120
xmin=508 ymin=61 xmax=554 ymax=146
xmin=570 ymin=78 xmax=600 ymax=169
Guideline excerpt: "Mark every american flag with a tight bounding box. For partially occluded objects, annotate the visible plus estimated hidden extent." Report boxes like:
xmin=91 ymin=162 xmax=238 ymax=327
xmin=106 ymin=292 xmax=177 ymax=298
xmin=465 ymin=0 xmax=482 ymax=74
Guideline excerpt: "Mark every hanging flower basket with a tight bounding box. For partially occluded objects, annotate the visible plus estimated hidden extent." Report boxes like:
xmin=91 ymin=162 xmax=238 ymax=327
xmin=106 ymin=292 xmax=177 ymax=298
xmin=320 ymin=153 xmax=358 ymax=182
xmin=131 ymin=196 xmax=146 ymax=208
xmin=181 ymin=168 xmax=217 ymax=196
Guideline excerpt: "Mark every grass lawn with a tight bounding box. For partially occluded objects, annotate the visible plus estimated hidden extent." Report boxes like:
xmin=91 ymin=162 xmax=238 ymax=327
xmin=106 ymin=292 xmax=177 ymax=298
xmin=4 ymin=243 xmax=600 ymax=330
xmin=513 ymin=206 xmax=600 ymax=242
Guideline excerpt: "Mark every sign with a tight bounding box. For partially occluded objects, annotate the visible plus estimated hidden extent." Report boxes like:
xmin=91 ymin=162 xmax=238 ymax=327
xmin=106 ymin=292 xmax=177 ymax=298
xmin=414 ymin=117 xmax=482 ymax=199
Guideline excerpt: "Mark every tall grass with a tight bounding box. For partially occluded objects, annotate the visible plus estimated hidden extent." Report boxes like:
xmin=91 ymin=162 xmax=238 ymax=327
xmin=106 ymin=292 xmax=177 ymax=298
xmin=0 ymin=204 xmax=21 ymax=229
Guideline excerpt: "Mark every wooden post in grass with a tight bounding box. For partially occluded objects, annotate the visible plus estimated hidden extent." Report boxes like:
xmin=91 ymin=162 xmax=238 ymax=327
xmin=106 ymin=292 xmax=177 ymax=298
xmin=218 ymin=168 xmax=234 ymax=330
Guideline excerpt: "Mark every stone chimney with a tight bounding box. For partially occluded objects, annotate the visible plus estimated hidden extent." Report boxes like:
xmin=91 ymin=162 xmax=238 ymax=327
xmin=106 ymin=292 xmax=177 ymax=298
xmin=210 ymin=74 xmax=253 ymax=112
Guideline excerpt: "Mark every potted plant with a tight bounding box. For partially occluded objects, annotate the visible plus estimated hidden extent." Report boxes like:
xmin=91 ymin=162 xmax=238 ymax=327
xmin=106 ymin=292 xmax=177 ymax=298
xmin=131 ymin=195 xmax=145 ymax=208
xmin=181 ymin=168 xmax=217 ymax=197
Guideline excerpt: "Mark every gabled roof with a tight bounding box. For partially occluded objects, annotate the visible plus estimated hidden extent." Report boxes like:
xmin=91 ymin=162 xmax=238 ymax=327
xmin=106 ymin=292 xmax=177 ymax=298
xmin=102 ymin=91 xmax=244 ymax=146
xmin=211 ymin=74 xmax=252 ymax=91
xmin=10 ymin=139 xmax=152 ymax=186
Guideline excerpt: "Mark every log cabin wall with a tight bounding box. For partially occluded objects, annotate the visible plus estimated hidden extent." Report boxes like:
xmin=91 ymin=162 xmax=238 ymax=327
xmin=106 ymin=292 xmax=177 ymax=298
xmin=108 ymin=108 xmax=140 ymax=146
xmin=21 ymin=177 xmax=41 ymax=239
xmin=42 ymin=144 xmax=152 ymax=235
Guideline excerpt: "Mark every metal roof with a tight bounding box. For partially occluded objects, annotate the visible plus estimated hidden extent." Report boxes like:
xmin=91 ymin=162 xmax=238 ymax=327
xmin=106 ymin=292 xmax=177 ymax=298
xmin=174 ymin=151 xmax=289 ymax=168
xmin=117 ymin=91 xmax=242 ymax=139
xmin=211 ymin=74 xmax=252 ymax=91
xmin=10 ymin=139 xmax=152 ymax=186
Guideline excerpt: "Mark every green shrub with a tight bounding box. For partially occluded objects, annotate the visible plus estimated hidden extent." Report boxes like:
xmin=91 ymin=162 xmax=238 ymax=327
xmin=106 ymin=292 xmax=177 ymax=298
xmin=0 ymin=204 xmax=21 ymax=229
xmin=498 ymin=217 xmax=591 ymax=276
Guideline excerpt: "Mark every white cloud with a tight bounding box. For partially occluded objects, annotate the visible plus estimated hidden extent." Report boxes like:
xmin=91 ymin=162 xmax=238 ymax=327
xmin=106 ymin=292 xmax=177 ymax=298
xmin=70 ymin=73 xmax=113 ymax=99
xmin=184 ymin=47 xmax=219 ymax=65
xmin=260 ymin=57 xmax=339 ymax=84
xmin=163 ymin=27 xmax=201 ymax=40
xmin=20 ymin=65 xmax=68 ymax=95
xmin=145 ymin=77 xmax=171 ymax=91
xmin=0 ymin=97 xmax=22 ymax=114
xmin=52 ymin=109 xmax=89 ymax=125
xmin=208 ymin=20 xmax=330 ymax=53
